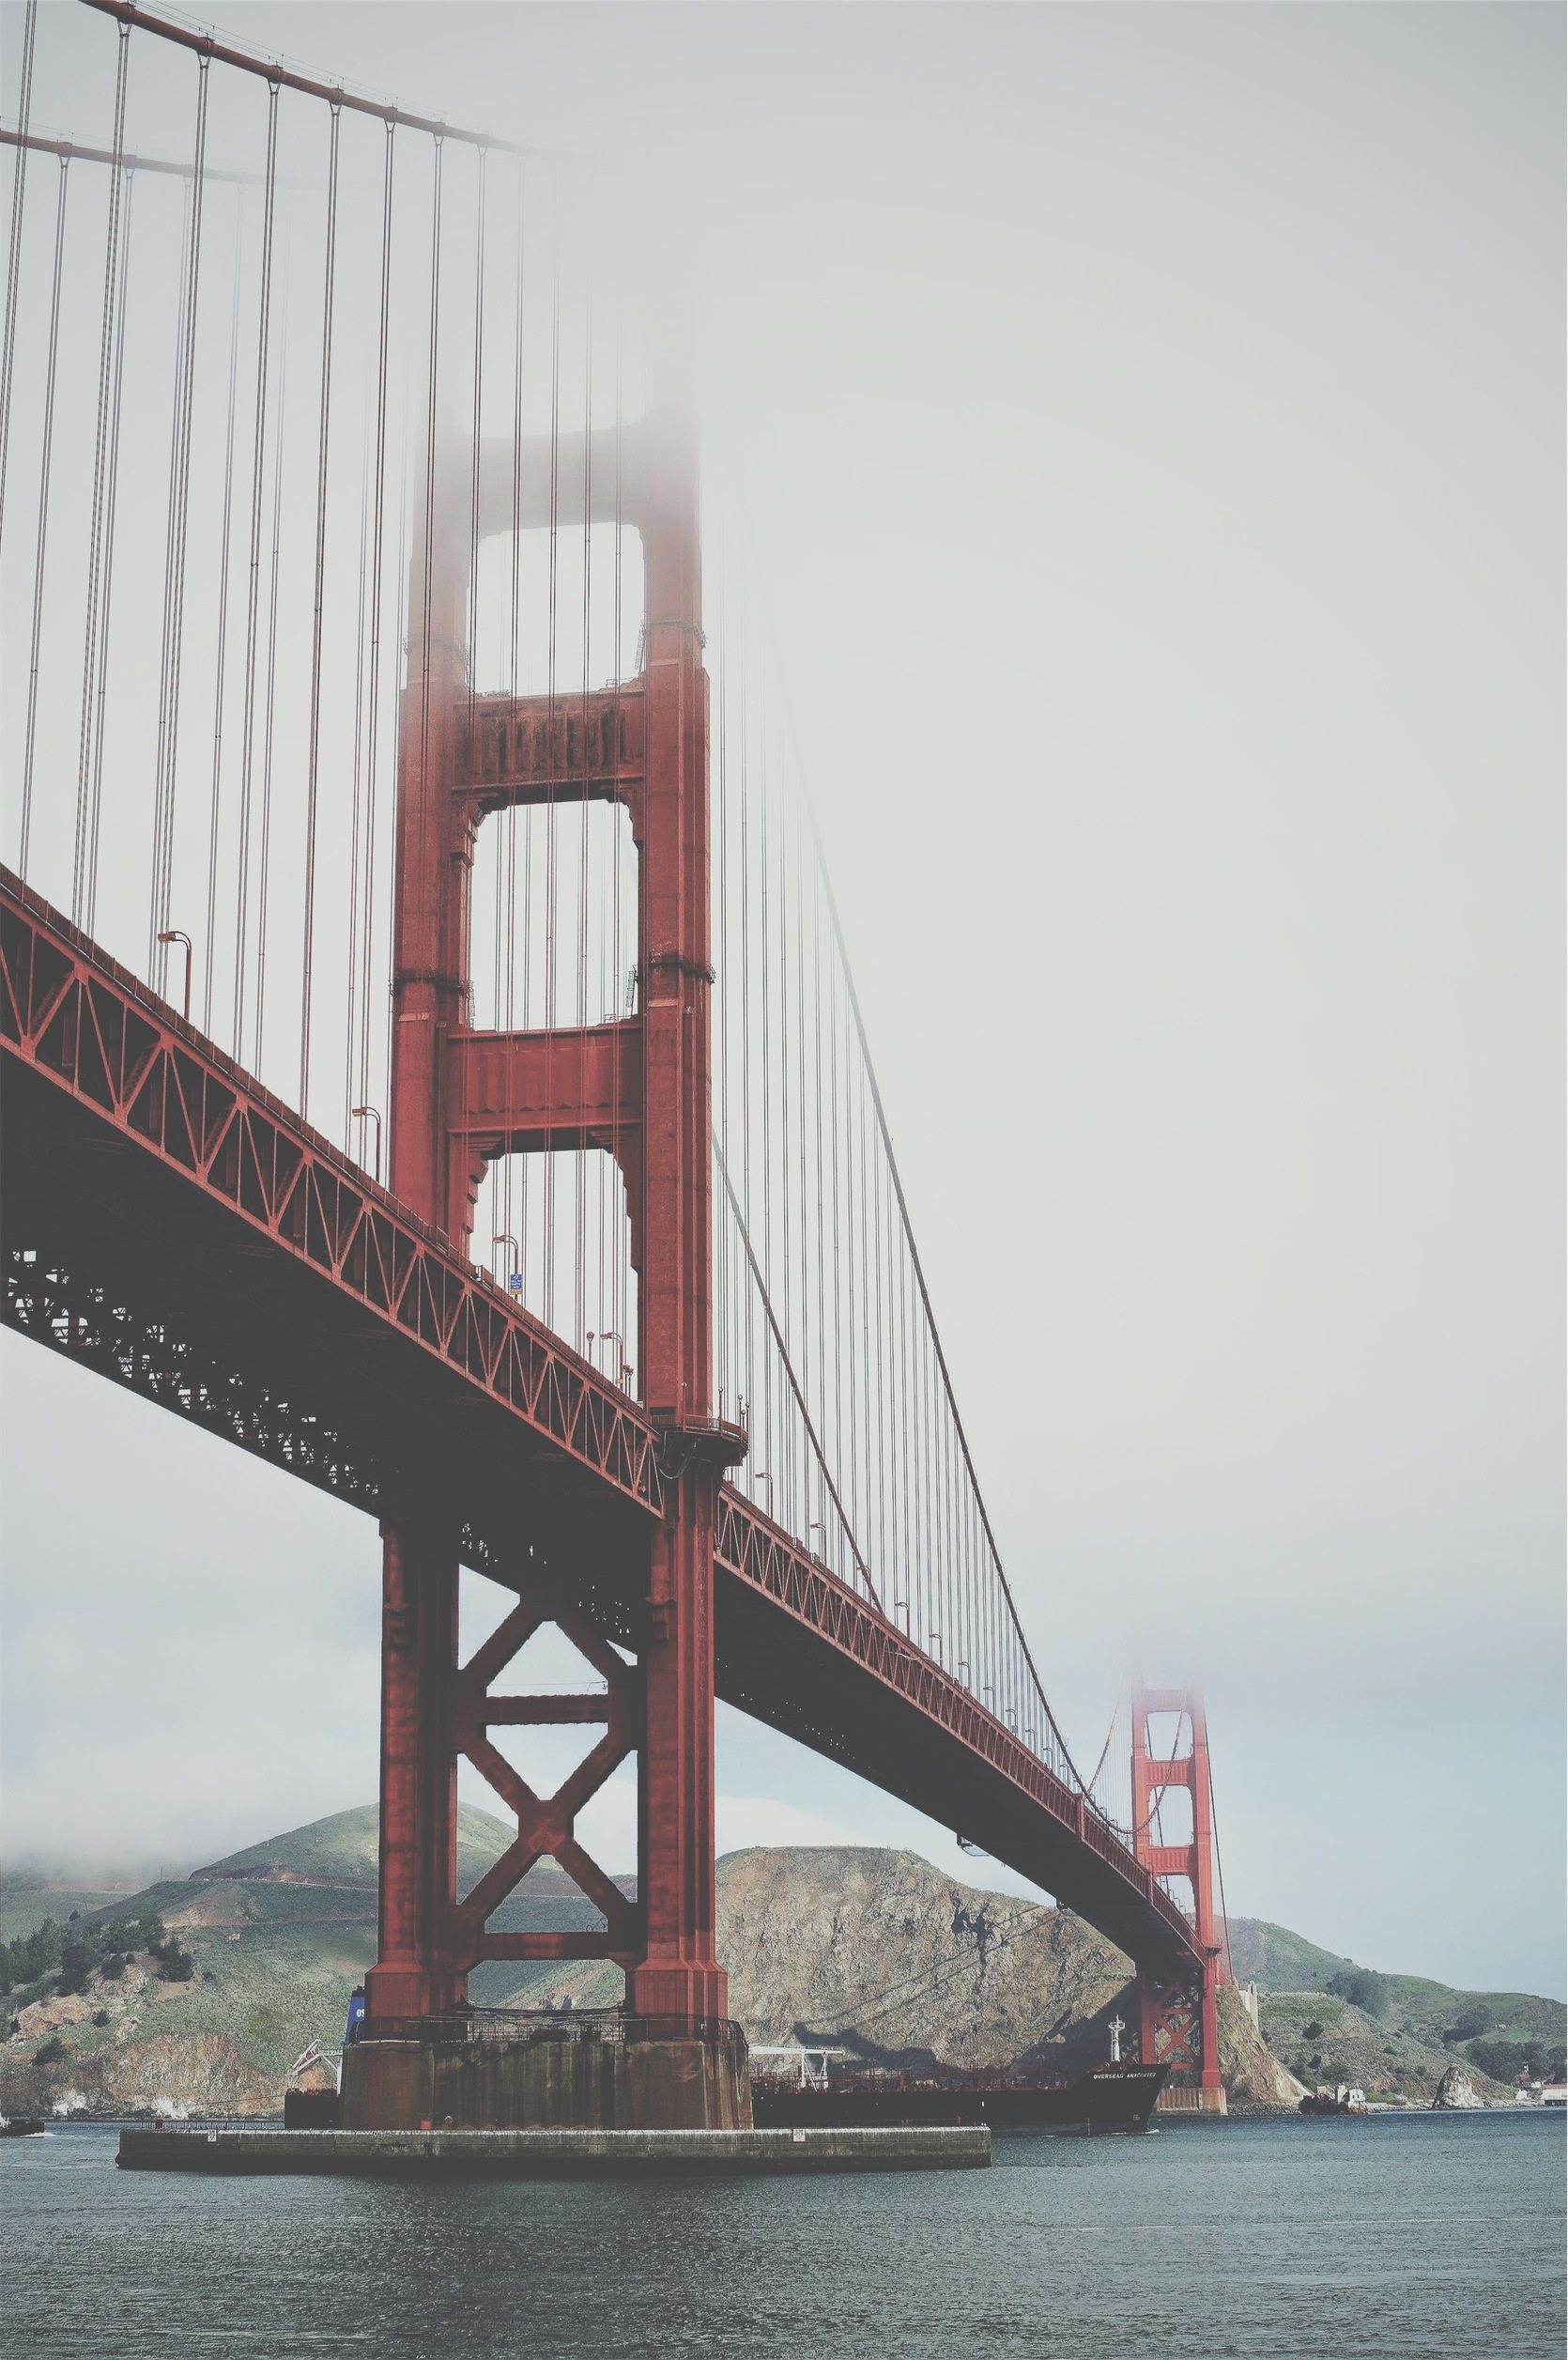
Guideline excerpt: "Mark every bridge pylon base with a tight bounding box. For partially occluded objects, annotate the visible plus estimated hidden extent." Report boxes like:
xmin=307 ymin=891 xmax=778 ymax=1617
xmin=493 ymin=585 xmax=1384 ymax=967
xmin=1154 ymin=2083 xmax=1228 ymax=2116
xmin=340 ymin=2023 xmax=751 ymax=2133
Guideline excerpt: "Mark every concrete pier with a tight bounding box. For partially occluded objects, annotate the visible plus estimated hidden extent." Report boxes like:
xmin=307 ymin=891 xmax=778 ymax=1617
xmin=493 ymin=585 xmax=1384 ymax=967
xmin=117 ymin=2124 xmax=989 ymax=2178
xmin=339 ymin=2022 xmax=751 ymax=2133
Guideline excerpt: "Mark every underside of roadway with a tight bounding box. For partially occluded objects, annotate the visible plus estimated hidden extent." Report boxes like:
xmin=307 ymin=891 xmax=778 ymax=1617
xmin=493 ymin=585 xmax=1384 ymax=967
xmin=2 ymin=1053 xmax=1195 ymax=1982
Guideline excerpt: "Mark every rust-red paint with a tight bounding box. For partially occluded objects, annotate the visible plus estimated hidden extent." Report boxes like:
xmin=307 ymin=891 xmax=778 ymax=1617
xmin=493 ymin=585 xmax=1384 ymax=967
xmin=371 ymin=400 xmax=731 ymax=2025
xmin=1132 ymin=1683 xmax=1225 ymax=2097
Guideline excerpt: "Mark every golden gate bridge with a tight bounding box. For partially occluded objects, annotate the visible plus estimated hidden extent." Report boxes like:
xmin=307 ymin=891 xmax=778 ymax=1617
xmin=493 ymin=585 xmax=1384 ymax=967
xmin=1 ymin=0 xmax=1230 ymax=2126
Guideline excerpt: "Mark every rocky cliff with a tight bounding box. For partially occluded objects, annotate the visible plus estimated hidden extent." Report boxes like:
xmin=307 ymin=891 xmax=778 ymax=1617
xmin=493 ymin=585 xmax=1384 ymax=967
xmin=721 ymin=1846 xmax=1130 ymax=2074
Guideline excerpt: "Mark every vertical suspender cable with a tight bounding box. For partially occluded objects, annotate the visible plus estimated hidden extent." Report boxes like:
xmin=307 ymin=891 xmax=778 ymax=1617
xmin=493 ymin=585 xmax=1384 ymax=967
xmin=148 ymin=172 xmax=194 ymax=960
xmin=811 ymin=852 xmax=828 ymax=1548
xmin=344 ymin=370 xmax=373 ymax=1142
xmin=715 ymin=581 xmax=730 ymax=1415
xmin=576 ymin=270 xmax=592 ymax=1347
xmin=151 ymin=55 xmax=211 ymax=973
xmin=356 ymin=122 xmax=396 ymax=1129
xmin=298 ymin=100 xmax=341 ymax=1117
xmin=18 ymin=156 xmax=69 ymax=878
xmin=252 ymin=231 xmax=291 ymax=1072
xmin=738 ymin=606 xmax=755 ymax=1427
xmin=758 ymin=676 xmax=774 ymax=1475
xmin=72 ymin=17 xmax=131 ymax=923
xmin=777 ymin=728 xmax=792 ymax=1508
xmin=232 ymin=78 xmax=279 ymax=1056
xmin=0 ymin=0 xmax=40 ymax=546
xmin=199 ymin=191 xmax=246 ymax=1023
xmin=403 ymin=125 xmax=444 ymax=1148
xmin=458 ymin=144 xmax=485 ymax=1241
xmin=542 ymin=204 xmax=560 ymax=1328
xmin=84 ymin=166 xmax=136 ymax=938
xmin=502 ymin=155 xmax=525 ymax=1283
xmin=609 ymin=296 xmax=624 ymax=1369
xmin=574 ymin=270 xmax=592 ymax=1339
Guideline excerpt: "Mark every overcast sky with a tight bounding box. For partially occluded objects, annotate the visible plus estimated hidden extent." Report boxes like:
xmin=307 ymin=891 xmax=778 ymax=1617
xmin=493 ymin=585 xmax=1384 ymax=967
xmin=2 ymin=3 xmax=1562 ymax=1999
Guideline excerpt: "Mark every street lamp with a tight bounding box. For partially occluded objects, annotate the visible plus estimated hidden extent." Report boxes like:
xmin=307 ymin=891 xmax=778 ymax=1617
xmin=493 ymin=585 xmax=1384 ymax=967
xmin=589 ymin=1331 xmax=630 ymax=1386
xmin=492 ymin=1233 xmax=522 ymax=1292
xmin=157 ymin=930 xmax=192 ymax=1022
xmin=751 ymin=1470 xmax=774 ymax=1514
xmin=350 ymin=1104 xmax=382 ymax=1183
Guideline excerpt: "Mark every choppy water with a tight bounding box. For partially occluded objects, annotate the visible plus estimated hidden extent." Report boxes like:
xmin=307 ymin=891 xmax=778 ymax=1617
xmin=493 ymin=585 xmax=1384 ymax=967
xmin=4 ymin=2113 xmax=1563 ymax=2359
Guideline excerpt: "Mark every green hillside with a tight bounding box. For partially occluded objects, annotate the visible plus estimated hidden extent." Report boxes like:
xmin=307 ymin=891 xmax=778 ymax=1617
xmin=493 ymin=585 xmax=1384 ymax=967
xmin=2 ymin=1812 xmax=1560 ymax=2116
xmin=189 ymin=1802 xmax=515 ymax=1894
xmin=1228 ymin=1917 xmax=1358 ymax=1993
xmin=1229 ymin=1912 xmax=1565 ymax=2091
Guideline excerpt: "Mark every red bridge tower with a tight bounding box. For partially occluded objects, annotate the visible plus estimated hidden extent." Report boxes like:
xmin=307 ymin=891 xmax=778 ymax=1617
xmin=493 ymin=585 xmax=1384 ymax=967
xmin=350 ymin=398 xmax=747 ymax=2128
xmin=1131 ymin=1683 xmax=1229 ymax=2111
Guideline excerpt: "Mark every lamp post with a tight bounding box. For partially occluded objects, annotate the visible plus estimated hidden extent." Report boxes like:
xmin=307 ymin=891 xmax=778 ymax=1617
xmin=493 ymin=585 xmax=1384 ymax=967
xmin=157 ymin=930 xmax=192 ymax=1022
xmin=751 ymin=1470 xmax=774 ymax=1515
xmin=350 ymin=1104 xmax=382 ymax=1184
xmin=589 ymin=1330 xmax=630 ymax=1386
xmin=492 ymin=1233 xmax=521 ymax=1291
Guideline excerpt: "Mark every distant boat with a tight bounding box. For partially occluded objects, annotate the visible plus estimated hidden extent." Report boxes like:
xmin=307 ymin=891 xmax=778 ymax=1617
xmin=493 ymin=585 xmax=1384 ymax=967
xmin=0 ymin=2117 xmax=46 ymax=2138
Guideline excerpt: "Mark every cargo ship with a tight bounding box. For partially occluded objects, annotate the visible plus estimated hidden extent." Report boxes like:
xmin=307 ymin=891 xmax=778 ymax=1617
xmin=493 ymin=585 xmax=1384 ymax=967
xmin=750 ymin=2026 xmax=1169 ymax=2134
xmin=752 ymin=2061 xmax=1167 ymax=2132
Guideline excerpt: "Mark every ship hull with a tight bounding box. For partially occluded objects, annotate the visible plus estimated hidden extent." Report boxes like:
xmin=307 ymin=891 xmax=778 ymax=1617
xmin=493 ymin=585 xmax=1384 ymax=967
xmin=752 ymin=2063 xmax=1169 ymax=2133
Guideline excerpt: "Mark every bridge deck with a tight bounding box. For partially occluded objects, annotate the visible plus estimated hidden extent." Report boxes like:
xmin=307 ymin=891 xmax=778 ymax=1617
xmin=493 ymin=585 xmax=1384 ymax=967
xmin=1 ymin=872 xmax=1197 ymax=1978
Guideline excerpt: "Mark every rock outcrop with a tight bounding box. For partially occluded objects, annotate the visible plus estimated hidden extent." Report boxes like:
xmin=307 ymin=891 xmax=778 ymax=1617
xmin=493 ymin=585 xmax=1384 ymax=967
xmin=1433 ymin=2063 xmax=1483 ymax=2109
xmin=718 ymin=1846 xmax=1132 ymax=2074
xmin=1217 ymin=1984 xmax=1306 ymax=2108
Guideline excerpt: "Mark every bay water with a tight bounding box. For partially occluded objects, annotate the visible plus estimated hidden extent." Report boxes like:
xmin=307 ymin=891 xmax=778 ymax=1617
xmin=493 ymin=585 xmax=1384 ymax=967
xmin=4 ymin=2111 xmax=1562 ymax=2358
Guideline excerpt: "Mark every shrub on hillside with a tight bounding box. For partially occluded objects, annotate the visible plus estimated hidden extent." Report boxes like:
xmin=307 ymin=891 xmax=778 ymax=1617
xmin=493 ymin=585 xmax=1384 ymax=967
xmin=1327 ymin=1967 xmax=1389 ymax=2020
xmin=35 ymin=2035 xmax=66 ymax=2066
xmin=56 ymin=1940 xmax=94 ymax=1997
xmin=0 ymin=1911 xmax=167 ymax=2000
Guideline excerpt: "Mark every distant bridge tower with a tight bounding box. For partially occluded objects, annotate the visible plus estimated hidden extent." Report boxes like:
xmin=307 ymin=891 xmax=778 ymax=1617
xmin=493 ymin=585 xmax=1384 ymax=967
xmin=1131 ymin=1683 xmax=1228 ymax=2111
xmin=358 ymin=394 xmax=747 ymax=2126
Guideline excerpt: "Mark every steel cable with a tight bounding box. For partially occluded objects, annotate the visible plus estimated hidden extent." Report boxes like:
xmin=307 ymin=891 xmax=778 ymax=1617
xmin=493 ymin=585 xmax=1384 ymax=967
xmin=199 ymin=192 xmax=247 ymax=1025
xmin=298 ymin=100 xmax=343 ymax=1117
xmin=71 ymin=18 xmax=131 ymax=923
xmin=0 ymin=0 xmax=40 ymax=547
xmin=18 ymin=156 xmax=69 ymax=877
xmin=231 ymin=78 xmax=280 ymax=1057
xmin=150 ymin=57 xmax=210 ymax=977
